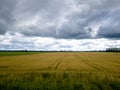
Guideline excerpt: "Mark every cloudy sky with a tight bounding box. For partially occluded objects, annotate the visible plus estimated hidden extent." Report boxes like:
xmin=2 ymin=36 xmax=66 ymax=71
xmin=0 ymin=0 xmax=120 ymax=51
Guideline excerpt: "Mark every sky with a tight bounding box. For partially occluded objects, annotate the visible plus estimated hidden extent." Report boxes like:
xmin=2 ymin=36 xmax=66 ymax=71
xmin=0 ymin=0 xmax=120 ymax=51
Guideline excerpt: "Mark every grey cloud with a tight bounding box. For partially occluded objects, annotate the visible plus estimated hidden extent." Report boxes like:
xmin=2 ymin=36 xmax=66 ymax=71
xmin=57 ymin=21 xmax=90 ymax=39
xmin=98 ymin=11 xmax=120 ymax=38
xmin=0 ymin=0 xmax=17 ymax=34
xmin=15 ymin=0 xmax=68 ymax=21
xmin=0 ymin=0 xmax=120 ymax=39
xmin=59 ymin=45 xmax=72 ymax=48
xmin=76 ymin=0 xmax=120 ymax=10
xmin=0 ymin=22 xmax=6 ymax=34
xmin=15 ymin=0 xmax=92 ymax=39
xmin=98 ymin=26 xmax=120 ymax=38
xmin=19 ymin=25 xmax=57 ymax=37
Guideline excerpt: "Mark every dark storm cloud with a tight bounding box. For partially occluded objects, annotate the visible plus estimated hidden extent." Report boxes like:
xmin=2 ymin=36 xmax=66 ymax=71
xmin=13 ymin=0 xmax=92 ymax=39
xmin=0 ymin=0 xmax=17 ymax=34
xmin=98 ymin=25 xmax=120 ymax=38
xmin=98 ymin=11 xmax=120 ymax=38
xmin=0 ymin=0 xmax=120 ymax=39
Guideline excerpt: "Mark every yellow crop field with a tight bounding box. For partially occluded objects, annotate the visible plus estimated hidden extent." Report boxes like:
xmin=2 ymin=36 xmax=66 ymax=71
xmin=0 ymin=52 xmax=120 ymax=90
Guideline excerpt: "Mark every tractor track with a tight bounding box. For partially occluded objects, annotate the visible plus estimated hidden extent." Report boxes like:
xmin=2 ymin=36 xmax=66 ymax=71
xmin=48 ymin=58 xmax=60 ymax=70
xmin=48 ymin=54 xmax=65 ymax=71
xmin=54 ymin=58 xmax=63 ymax=70
xmin=74 ymin=54 xmax=109 ymax=72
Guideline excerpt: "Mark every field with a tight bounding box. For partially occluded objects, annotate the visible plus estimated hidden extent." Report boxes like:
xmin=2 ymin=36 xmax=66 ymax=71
xmin=0 ymin=52 xmax=120 ymax=90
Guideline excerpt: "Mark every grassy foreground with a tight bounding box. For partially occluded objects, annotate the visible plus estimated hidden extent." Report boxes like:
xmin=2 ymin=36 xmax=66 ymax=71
xmin=0 ymin=72 xmax=120 ymax=90
xmin=0 ymin=52 xmax=120 ymax=90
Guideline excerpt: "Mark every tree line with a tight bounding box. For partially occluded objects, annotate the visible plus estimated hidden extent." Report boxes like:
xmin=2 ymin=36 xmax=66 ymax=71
xmin=106 ymin=48 xmax=120 ymax=52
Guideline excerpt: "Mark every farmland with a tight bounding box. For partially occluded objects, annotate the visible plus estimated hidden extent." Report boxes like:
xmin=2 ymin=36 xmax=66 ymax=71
xmin=0 ymin=52 xmax=120 ymax=90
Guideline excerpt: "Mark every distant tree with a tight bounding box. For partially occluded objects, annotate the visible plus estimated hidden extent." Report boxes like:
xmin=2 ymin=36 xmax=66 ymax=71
xmin=25 ymin=49 xmax=28 ymax=52
xmin=106 ymin=48 xmax=120 ymax=52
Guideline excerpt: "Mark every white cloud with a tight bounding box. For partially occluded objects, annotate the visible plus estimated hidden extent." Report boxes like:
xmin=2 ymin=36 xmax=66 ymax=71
xmin=0 ymin=32 xmax=120 ymax=51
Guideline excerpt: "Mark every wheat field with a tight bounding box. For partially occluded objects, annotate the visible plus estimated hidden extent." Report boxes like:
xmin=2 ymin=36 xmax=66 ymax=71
xmin=0 ymin=52 xmax=120 ymax=90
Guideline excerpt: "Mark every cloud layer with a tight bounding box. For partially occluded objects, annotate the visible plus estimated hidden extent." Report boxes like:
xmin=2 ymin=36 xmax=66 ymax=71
xmin=0 ymin=32 xmax=120 ymax=51
xmin=0 ymin=0 xmax=120 ymax=39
